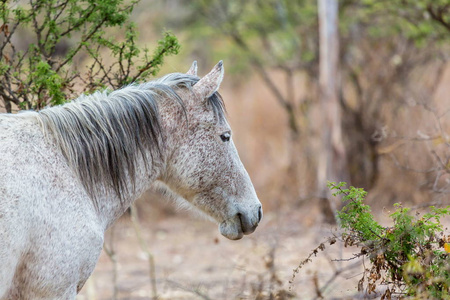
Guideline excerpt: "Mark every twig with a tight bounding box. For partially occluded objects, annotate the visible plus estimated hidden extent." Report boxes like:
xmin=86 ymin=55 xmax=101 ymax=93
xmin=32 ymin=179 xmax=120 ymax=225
xmin=129 ymin=204 xmax=158 ymax=300
xmin=289 ymin=237 xmax=337 ymax=291
xmin=103 ymin=225 xmax=119 ymax=300
xmin=313 ymin=260 xmax=363 ymax=300
xmin=166 ymin=279 xmax=212 ymax=300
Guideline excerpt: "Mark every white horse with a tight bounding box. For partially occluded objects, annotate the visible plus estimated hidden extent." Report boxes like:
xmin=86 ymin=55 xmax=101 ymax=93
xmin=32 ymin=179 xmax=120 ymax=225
xmin=0 ymin=61 xmax=262 ymax=299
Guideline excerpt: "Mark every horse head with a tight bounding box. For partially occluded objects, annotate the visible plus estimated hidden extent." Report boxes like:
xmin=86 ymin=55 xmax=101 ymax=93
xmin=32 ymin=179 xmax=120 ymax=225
xmin=160 ymin=61 xmax=262 ymax=240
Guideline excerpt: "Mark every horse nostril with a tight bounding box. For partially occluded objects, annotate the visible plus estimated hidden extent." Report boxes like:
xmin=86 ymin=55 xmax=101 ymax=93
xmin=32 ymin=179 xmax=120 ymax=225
xmin=237 ymin=210 xmax=260 ymax=235
xmin=237 ymin=212 xmax=244 ymax=230
xmin=257 ymin=206 xmax=263 ymax=223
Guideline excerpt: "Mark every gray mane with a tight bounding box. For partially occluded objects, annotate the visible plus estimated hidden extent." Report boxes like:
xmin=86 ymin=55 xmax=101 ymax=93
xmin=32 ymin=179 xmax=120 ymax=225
xmin=38 ymin=73 xmax=225 ymax=208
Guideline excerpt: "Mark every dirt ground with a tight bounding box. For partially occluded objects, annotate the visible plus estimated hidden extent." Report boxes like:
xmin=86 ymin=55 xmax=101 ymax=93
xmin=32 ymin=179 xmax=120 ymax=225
xmin=76 ymin=200 xmax=368 ymax=300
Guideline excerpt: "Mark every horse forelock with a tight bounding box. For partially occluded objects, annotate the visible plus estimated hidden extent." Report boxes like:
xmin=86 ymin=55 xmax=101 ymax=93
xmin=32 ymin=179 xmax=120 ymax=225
xmin=37 ymin=73 xmax=226 ymax=209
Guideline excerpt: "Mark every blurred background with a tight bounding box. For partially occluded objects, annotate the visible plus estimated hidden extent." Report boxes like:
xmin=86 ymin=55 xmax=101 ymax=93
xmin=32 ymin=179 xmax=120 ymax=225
xmin=1 ymin=0 xmax=450 ymax=299
xmin=133 ymin=0 xmax=450 ymax=213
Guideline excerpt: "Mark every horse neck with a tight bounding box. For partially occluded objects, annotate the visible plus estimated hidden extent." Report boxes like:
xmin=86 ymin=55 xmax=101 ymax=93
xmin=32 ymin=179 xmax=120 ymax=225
xmin=99 ymin=95 xmax=184 ymax=228
xmin=38 ymin=89 xmax=173 ymax=229
xmin=95 ymin=94 xmax=184 ymax=228
xmin=97 ymin=151 xmax=164 ymax=229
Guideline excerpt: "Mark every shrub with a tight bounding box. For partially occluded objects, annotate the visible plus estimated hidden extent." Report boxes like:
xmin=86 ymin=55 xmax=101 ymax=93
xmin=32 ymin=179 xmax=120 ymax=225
xmin=330 ymin=182 xmax=450 ymax=298
xmin=291 ymin=182 xmax=450 ymax=299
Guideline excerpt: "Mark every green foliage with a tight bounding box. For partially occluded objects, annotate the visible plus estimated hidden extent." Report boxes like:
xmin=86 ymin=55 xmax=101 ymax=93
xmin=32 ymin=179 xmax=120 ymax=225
xmin=185 ymin=0 xmax=318 ymax=74
xmin=0 ymin=0 xmax=180 ymax=111
xmin=180 ymin=0 xmax=450 ymax=75
xmin=330 ymin=182 xmax=383 ymax=241
xmin=29 ymin=61 xmax=65 ymax=106
xmin=341 ymin=0 xmax=450 ymax=46
xmin=329 ymin=182 xmax=450 ymax=298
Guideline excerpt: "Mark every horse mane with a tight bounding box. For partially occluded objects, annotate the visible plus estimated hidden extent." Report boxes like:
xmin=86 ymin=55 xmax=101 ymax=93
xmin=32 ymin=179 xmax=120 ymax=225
xmin=38 ymin=73 xmax=226 ymax=208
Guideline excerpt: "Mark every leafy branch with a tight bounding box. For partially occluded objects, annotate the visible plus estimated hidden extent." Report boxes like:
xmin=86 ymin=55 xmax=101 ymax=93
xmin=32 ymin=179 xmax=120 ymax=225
xmin=0 ymin=0 xmax=180 ymax=112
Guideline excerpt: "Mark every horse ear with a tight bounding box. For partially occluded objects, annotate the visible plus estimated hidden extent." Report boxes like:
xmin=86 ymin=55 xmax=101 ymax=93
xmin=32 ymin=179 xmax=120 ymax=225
xmin=193 ymin=60 xmax=224 ymax=99
xmin=186 ymin=61 xmax=198 ymax=76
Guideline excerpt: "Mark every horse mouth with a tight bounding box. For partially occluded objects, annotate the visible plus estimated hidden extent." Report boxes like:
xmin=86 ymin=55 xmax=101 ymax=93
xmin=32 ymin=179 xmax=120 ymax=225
xmin=219 ymin=212 xmax=260 ymax=240
xmin=219 ymin=218 xmax=244 ymax=240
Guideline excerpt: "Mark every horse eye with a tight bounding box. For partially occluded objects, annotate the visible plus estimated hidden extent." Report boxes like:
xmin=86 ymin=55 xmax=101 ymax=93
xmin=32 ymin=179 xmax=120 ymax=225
xmin=220 ymin=132 xmax=231 ymax=142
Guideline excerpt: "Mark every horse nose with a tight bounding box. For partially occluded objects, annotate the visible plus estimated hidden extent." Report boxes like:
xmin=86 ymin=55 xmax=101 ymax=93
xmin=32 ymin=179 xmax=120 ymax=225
xmin=258 ymin=205 xmax=263 ymax=223
xmin=237 ymin=206 xmax=262 ymax=235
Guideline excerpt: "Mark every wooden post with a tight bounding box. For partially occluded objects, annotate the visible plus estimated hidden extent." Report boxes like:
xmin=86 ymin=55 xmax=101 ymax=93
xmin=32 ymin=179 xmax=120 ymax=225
xmin=317 ymin=0 xmax=350 ymax=223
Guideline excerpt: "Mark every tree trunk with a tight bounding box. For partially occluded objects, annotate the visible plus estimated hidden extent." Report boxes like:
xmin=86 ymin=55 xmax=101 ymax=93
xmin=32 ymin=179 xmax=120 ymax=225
xmin=317 ymin=0 xmax=350 ymax=223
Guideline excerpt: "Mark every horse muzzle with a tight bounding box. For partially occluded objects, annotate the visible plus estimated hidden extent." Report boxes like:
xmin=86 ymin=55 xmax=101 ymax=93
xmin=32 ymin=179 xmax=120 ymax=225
xmin=219 ymin=205 xmax=263 ymax=240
